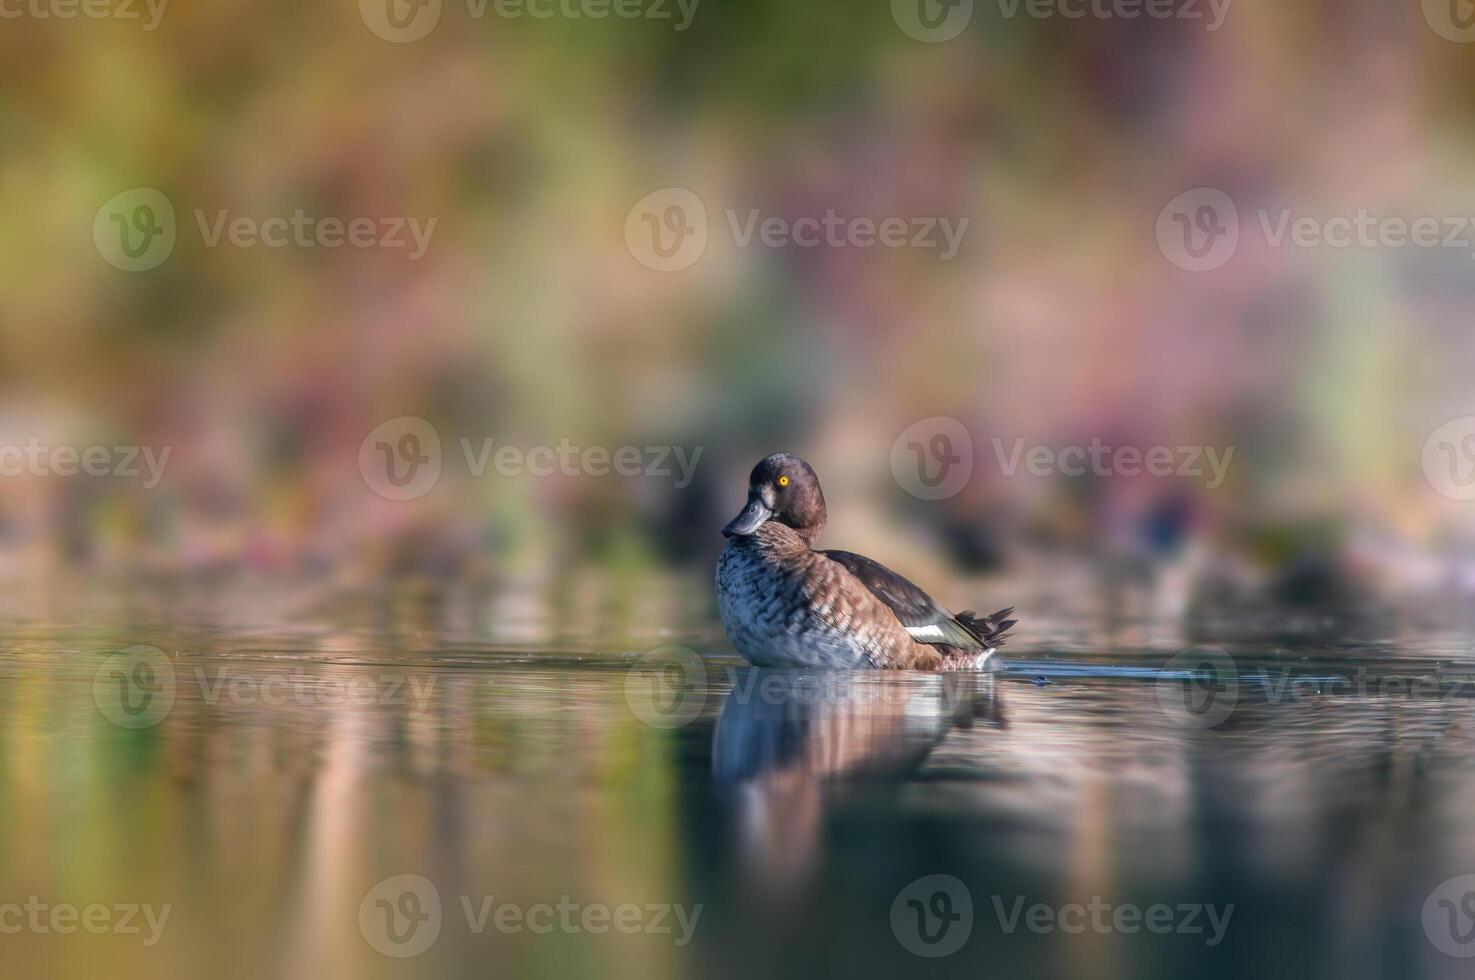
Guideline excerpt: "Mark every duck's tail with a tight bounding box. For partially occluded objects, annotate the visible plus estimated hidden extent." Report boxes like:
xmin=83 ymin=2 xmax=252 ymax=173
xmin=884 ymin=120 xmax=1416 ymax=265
xmin=956 ymin=607 xmax=1016 ymax=649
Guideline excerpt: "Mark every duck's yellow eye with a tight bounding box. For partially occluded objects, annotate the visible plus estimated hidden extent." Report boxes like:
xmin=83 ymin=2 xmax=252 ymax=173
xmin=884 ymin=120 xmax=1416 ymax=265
xmin=778 ymin=476 xmax=790 ymax=487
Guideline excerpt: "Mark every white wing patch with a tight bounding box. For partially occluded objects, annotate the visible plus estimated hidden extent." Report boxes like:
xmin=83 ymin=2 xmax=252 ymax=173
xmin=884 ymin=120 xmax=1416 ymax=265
xmin=905 ymin=624 xmax=946 ymax=640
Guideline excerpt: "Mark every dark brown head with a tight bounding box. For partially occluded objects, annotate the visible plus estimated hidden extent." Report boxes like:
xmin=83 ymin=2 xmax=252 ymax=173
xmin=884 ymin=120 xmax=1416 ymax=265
xmin=722 ymin=452 xmax=827 ymax=545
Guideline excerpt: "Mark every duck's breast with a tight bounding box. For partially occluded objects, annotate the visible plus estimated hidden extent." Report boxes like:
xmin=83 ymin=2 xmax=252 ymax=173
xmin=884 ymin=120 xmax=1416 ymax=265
xmin=716 ymin=540 xmax=891 ymax=668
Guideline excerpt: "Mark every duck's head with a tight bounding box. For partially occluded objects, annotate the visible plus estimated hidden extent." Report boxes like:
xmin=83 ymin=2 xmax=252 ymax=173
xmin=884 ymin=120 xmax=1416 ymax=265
xmin=722 ymin=452 xmax=827 ymax=545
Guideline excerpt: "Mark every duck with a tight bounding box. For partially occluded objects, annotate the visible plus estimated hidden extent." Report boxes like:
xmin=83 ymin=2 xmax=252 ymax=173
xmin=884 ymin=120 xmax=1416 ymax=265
xmin=715 ymin=453 xmax=1015 ymax=670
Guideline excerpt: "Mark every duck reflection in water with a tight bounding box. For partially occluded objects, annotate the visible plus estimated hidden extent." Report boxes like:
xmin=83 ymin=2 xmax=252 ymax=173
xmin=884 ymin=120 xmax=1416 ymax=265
xmin=711 ymin=669 xmax=1006 ymax=887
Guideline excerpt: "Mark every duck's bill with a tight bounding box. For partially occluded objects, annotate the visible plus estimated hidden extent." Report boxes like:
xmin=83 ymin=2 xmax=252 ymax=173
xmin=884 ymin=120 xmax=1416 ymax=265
xmin=722 ymin=497 xmax=772 ymax=537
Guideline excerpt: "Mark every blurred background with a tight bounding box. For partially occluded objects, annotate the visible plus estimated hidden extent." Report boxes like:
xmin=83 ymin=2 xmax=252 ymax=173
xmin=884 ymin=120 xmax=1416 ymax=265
xmin=4 ymin=3 xmax=1475 ymax=980
xmin=2 ymin=0 xmax=1474 ymax=629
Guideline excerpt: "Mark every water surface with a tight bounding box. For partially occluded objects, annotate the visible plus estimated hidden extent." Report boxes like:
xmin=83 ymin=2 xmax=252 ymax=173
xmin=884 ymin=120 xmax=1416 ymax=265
xmin=2 ymin=578 xmax=1473 ymax=979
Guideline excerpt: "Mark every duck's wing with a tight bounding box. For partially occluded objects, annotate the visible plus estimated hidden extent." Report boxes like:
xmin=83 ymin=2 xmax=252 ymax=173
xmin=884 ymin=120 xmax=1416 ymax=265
xmin=820 ymin=550 xmax=1015 ymax=652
